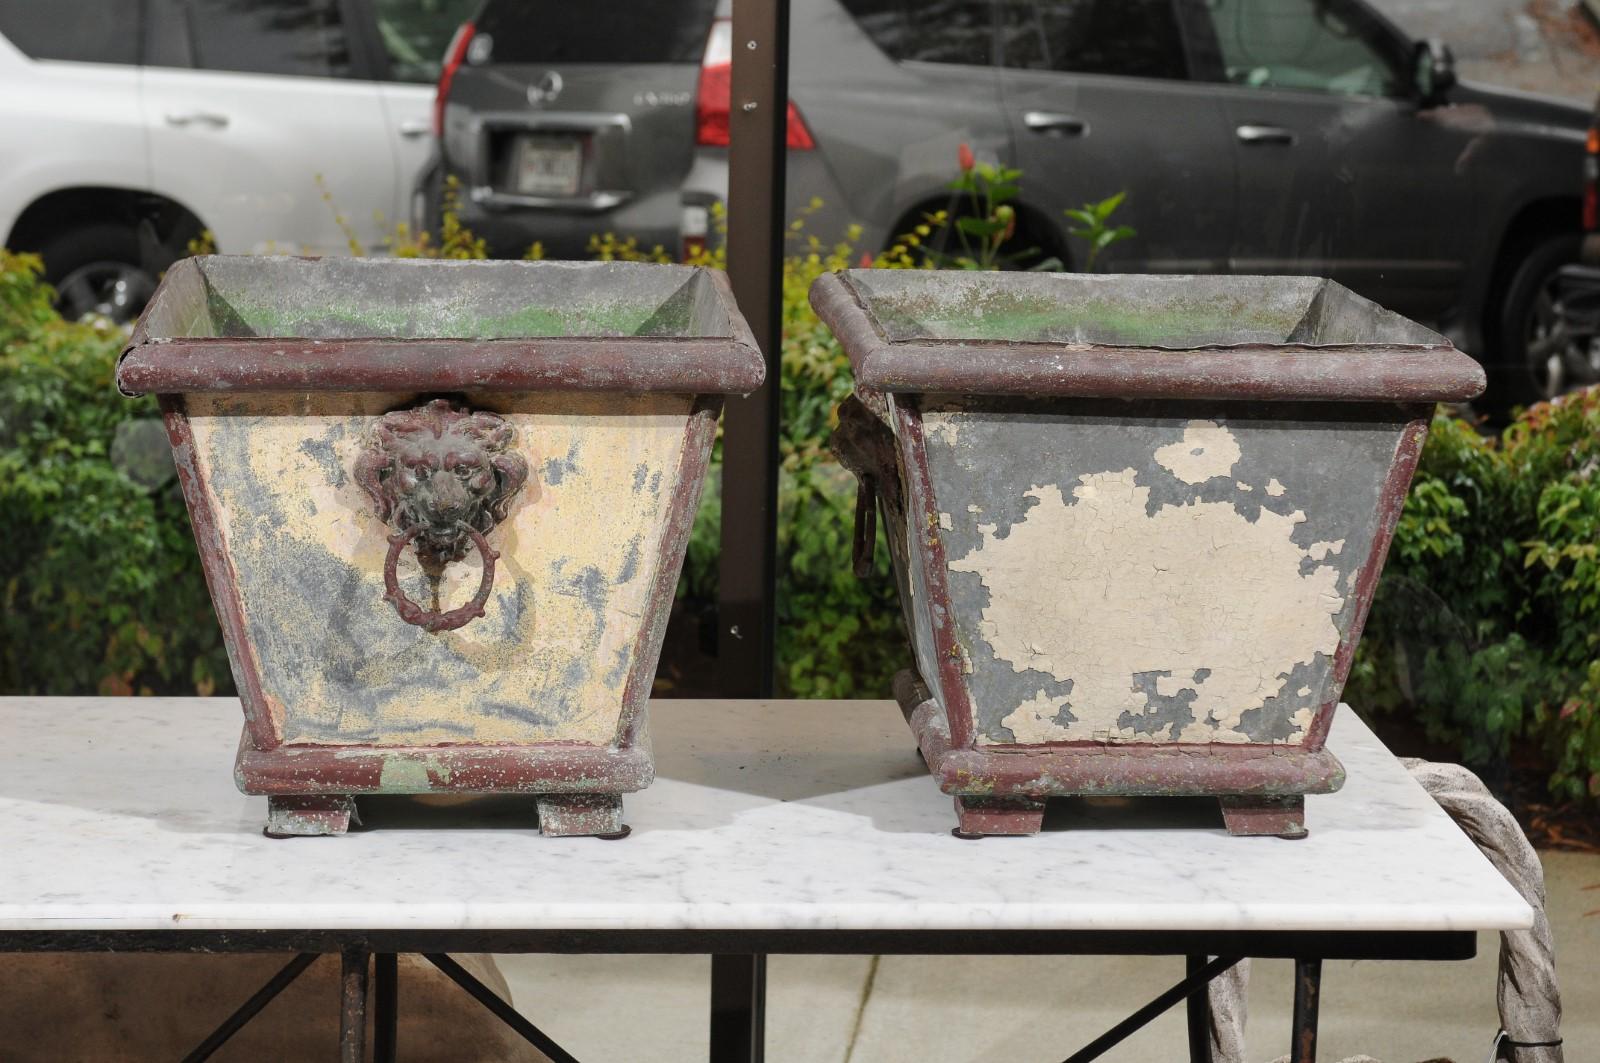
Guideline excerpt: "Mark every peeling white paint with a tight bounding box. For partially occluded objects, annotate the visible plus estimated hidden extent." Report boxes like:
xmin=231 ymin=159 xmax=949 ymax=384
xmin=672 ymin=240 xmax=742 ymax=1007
xmin=949 ymin=468 xmax=1344 ymax=745
xmin=1307 ymin=539 xmax=1345 ymax=562
xmin=1153 ymin=420 xmax=1241 ymax=484
xmin=1266 ymin=478 xmax=1287 ymax=497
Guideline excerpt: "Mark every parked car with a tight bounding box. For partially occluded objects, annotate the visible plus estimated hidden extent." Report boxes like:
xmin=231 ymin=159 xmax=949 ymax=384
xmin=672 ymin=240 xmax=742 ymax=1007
xmin=0 ymin=0 xmax=476 ymax=322
xmin=426 ymin=0 xmax=1588 ymax=407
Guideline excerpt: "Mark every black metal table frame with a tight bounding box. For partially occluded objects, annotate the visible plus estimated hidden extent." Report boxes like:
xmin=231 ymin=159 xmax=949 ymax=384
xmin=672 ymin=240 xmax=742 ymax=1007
xmin=0 ymin=927 xmax=1473 ymax=1063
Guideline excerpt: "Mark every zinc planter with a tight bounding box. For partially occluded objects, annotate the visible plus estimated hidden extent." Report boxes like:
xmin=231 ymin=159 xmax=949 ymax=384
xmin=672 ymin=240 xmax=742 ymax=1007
xmin=816 ymin=270 xmax=1483 ymax=838
xmin=118 ymin=256 xmax=762 ymax=837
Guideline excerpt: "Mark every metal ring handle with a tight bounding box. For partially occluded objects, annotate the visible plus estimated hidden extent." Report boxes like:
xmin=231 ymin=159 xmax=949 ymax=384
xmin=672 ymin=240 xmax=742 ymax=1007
xmin=382 ymin=523 xmax=499 ymax=633
xmin=852 ymin=475 xmax=878 ymax=579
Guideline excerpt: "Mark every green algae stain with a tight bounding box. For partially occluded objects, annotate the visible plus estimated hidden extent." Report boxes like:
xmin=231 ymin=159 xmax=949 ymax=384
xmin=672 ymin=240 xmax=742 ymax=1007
xmin=378 ymin=756 xmax=448 ymax=792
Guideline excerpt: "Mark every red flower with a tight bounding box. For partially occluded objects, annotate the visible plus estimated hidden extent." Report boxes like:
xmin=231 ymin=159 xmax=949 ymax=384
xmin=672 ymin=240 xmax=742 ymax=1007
xmin=957 ymin=142 xmax=975 ymax=173
xmin=859 ymin=252 xmax=874 ymax=268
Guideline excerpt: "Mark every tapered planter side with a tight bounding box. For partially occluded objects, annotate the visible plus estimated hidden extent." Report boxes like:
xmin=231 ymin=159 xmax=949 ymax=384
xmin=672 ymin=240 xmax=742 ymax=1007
xmin=816 ymin=270 xmax=1483 ymax=838
xmin=120 ymin=256 xmax=762 ymax=837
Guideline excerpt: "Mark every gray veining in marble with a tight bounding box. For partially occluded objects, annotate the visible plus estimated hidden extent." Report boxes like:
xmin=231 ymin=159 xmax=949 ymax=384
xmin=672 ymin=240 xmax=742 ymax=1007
xmin=0 ymin=697 xmax=1531 ymax=934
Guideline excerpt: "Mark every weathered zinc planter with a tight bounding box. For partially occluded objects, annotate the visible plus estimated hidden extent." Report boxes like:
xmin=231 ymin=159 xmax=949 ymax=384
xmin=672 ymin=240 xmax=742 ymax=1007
xmin=118 ymin=256 xmax=761 ymax=837
xmin=817 ymin=270 xmax=1483 ymax=838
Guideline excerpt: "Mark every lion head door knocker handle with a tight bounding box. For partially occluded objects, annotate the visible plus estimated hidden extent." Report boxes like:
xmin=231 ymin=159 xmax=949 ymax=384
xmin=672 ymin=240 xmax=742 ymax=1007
xmin=354 ymin=399 xmax=530 ymax=633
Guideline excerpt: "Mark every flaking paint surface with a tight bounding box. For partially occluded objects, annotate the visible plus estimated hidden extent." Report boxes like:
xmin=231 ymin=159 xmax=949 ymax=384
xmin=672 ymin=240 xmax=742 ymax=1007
xmin=187 ymin=391 xmax=691 ymax=747
xmin=917 ymin=399 xmax=1407 ymax=746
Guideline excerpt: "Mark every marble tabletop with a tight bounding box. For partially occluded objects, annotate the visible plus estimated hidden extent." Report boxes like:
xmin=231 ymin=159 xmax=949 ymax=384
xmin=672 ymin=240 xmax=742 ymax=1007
xmin=0 ymin=697 xmax=1531 ymax=935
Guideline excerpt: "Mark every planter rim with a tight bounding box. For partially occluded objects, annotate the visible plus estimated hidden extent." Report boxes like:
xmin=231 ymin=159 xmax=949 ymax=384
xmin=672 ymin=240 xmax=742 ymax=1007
xmin=811 ymin=270 xmax=1485 ymax=403
xmin=118 ymin=257 xmax=765 ymax=397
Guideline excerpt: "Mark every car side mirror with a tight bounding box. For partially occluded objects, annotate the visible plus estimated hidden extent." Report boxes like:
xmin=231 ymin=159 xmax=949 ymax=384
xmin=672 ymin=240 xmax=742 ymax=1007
xmin=1413 ymin=38 xmax=1456 ymax=105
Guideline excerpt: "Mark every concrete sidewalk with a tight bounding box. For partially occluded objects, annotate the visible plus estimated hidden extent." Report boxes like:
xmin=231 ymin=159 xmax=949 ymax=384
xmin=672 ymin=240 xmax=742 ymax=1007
xmin=498 ymin=849 xmax=1597 ymax=1061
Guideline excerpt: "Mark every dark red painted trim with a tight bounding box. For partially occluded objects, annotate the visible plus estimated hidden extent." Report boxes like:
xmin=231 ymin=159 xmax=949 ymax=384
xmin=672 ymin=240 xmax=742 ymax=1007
xmin=161 ymin=396 xmax=281 ymax=751
xmin=234 ymin=732 xmax=654 ymax=796
xmin=118 ymin=337 xmax=765 ymax=397
xmin=897 ymin=672 xmax=1345 ymax=799
xmin=894 ymin=400 xmax=977 ymax=750
xmin=616 ymin=395 xmax=722 ymax=748
xmin=809 ymin=271 xmax=1485 ymax=403
xmin=1307 ymin=408 xmax=1433 ymax=749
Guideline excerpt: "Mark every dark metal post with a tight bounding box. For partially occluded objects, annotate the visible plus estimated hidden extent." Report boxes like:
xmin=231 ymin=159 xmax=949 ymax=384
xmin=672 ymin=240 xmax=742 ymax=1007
xmin=339 ymin=945 xmax=370 ymax=1063
xmin=374 ymin=952 xmax=398 ymax=1063
xmin=718 ymin=0 xmax=790 ymax=696
xmin=1292 ymin=957 xmax=1322 ymax=1063
xmin=710 ymin=953 xmax=767 ymax=1063
xmin=1185 ymin=955 xmax=1212 ymax=1063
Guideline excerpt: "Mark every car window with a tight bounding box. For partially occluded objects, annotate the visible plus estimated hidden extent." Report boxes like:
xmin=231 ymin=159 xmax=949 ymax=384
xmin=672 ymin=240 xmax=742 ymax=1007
xmin=0 ymin=0 xmax=139 ymax=64
xmin=166 ymin=0 xmax=354 ymax=78
xmin=372 ymin=0 xmax=478 ymax=83
xmin=999 ymin=0 xmax=1187 ymax=80
xmin=474 ymin=0 xmax=719 ymax=65
xmin=1198 ymin=0 xmax=1403 ymax=97
xmin=839 ymin=0 xmax=994 ymax=67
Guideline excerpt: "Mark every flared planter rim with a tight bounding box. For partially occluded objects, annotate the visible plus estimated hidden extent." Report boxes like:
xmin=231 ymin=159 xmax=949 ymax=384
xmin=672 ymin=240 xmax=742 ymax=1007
xmin=811 ymin=269 xmax=1486 ymax=404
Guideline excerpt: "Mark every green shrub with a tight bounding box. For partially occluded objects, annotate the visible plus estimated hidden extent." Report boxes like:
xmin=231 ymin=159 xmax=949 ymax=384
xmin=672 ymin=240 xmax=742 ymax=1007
xmin=1349 ymin=390 xmax=1600 ymax=801
xmin=0 ymin=250 xmax=231 ymax=697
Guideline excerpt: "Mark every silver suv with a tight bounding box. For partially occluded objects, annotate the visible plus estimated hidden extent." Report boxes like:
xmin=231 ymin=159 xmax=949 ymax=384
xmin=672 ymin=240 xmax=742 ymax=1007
xmin=426 ymin=0 xmax=1590 ymax=406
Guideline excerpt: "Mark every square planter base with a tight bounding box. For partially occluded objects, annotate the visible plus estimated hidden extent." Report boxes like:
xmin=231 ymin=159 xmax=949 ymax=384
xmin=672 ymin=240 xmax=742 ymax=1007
xmin=896 ymin=671 xmax=1339 ymax=839
xmin=237 ymin=727 xmax=652 ymax=839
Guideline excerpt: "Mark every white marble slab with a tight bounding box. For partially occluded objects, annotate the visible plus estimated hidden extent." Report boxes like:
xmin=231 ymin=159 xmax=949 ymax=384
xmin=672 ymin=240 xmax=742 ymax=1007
xmin=0 ymin=697 xmax=1530 ymax=934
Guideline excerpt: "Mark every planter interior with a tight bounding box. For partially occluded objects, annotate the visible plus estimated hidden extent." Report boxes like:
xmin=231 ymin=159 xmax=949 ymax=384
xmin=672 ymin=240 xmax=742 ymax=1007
xmin=120 ymin=257 xmax=761 ymax=837
xmin=817 ymin=270 xmax=1484 ymax=838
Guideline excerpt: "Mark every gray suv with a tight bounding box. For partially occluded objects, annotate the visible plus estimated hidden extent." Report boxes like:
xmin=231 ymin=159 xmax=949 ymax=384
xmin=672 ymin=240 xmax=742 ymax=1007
xmin=426 ymin=0 xmax=1589 ymax=405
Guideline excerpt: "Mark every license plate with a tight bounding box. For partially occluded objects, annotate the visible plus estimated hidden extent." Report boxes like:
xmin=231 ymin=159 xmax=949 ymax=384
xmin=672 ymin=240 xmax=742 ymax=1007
xmin=514 ymin=136 xmax=582 ymax=197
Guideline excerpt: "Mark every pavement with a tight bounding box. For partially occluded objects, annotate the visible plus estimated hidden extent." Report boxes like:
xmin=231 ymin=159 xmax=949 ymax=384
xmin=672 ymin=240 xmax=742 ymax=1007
xmin=497 ymin=848 xmax=1598 ymax=1062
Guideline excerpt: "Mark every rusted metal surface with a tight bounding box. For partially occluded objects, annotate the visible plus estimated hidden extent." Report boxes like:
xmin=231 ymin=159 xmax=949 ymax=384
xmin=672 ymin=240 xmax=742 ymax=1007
xmin=356 ymin=399 xmax=529 ymax=632
xmin=127 ymin=256 xmax=757 ymax=837
xmin=263 ymin=795 xmax=358 ymax=838
xmin=339 ymin=946 xmax=370 ymax=1063
xmin=1291 ymin=958 xmax=1322 ymax=1063
xmin=810 ymin=271 xmax=1485 ymax=402
xmin=119 ymin=258 xmax=764 ymax=397
xmin=1218 ymin=796 xmax=1308 ymax=839
xmin=535 ymin=793 xmax=627 ymax=838
xmin=953 ymin=796 xmax=1046 ymax=837
xmin=825 ymin=270 xmax=1474 ymax=837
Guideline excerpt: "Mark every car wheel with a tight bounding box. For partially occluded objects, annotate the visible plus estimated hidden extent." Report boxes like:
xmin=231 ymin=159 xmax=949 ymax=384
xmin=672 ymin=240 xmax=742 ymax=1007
xmin=37 ymin=223 xmax=160 ymax=325
xmin=1493 ymin=232 xmax=1586 ymax=409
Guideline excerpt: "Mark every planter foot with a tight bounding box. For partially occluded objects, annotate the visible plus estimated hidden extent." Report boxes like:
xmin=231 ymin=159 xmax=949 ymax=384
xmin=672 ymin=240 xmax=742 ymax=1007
xmin=264 ymin=795 xmax=358 ymax=838
xmin=1219 ymin=795 xmax=1307 ymax=839
xmin=536 ymin=793 xmax=626 ymax=838
xmin=953 ymin=795 xmax=1046 ymax=838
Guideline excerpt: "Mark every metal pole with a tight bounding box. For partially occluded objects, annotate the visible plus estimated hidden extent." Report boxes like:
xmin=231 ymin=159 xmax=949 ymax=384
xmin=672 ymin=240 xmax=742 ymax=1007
xmin=374 ymin=952 xmax=398 ymax=1063
xmin=1186 ymin=955 xmax=1213 ymax=1063
xmin=1292 ymin=957 xmax=1322 ymax=1063
xmin=338 ymin=945 xmax=370 ymax=1063
xmin=718 ymin=0 xmax=790 ymax=697
xmin=710 ymin=953 xmax=768 ymax=1063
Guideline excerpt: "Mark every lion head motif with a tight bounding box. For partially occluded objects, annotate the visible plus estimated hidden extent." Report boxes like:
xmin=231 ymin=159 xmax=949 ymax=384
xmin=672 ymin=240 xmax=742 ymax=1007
xmin=354 ymin=398 xmax=530 ymax=568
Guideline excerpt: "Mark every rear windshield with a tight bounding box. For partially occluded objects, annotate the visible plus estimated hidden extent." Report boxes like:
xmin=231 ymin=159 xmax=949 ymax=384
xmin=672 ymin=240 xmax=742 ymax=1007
xmin=477 ymin=0 xmax=718 ymax=65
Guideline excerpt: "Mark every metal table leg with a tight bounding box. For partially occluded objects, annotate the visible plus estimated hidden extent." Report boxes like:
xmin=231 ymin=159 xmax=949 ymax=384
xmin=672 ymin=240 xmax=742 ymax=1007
xmin=339 ymin=945 xmax=370 ymax=1063
xmin=374 ymin=952 xmax=398 ymax=1063
xmin=710 ymin=953 xmax=767 ymax=1063
xmin=1186 ymin=955 xmax=1212 ymax=1063
xmin=1292 ymin=957 xmax=1322 ymax=1063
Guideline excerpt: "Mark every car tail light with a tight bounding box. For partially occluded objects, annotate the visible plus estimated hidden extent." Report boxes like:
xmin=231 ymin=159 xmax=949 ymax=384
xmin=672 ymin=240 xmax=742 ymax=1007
xmin=695 ymin=18 xmax=815 ymax=150
xmin=434 ymin=21 xmax=476 ymax=138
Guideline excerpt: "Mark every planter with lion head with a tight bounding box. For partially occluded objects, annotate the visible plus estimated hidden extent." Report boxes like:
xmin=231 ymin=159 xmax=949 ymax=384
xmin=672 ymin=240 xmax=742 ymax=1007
xmin=118 ymin=256 xmax=761 ymax=837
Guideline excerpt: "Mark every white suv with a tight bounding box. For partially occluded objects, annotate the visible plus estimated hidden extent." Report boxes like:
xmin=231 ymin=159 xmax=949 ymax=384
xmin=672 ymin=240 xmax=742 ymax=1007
xmin=0 ymin=0 xmax=475 ymax=321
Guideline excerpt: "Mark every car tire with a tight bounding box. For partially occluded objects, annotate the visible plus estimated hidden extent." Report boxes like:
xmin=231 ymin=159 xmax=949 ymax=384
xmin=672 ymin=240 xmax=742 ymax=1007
xmin=1491 ymin=231 xmax=1584 ymax=412
xmin=36 ymin=223 xmax=161 ymax=325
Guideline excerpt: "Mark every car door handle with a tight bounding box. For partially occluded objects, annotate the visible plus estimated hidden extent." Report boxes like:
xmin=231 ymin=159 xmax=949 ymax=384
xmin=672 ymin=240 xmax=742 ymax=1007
xmin=1024 ymin=111 xmax=1088 ymax=137
xmin=165 ymin=112 xmax=229 ymax=129
xmin=398 ymin=120 xmax=431 ymax=139
xmin=1236 ymin=124 xmax=1295 ymax=145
